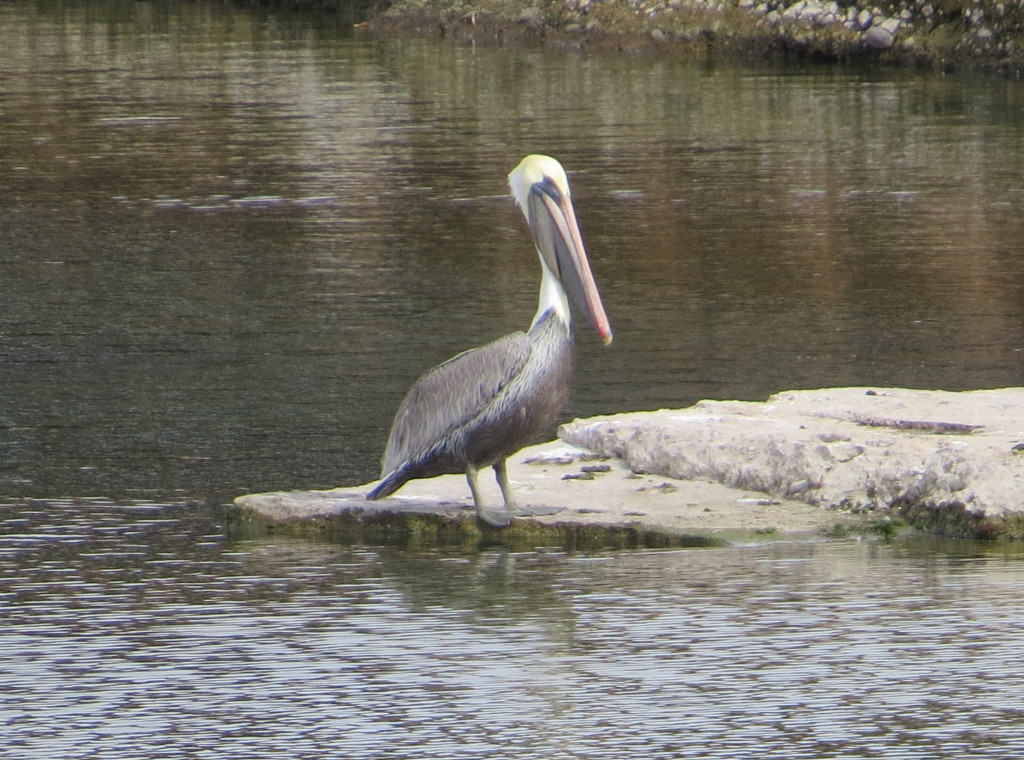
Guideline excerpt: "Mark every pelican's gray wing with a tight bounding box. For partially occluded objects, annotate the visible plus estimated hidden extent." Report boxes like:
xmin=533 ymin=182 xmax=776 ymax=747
xmin=380 ymin=331 xmax=532 ymax=474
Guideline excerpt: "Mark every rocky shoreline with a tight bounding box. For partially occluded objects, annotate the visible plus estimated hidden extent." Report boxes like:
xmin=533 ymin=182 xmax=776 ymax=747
xmin=232 ymin=387 xmax=1024 ymax=548
xmin=365 ymin=0 xmax=1024 ymax=74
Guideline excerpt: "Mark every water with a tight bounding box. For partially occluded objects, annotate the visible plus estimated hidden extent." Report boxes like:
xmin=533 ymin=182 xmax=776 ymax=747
xmin=4 ymin=2 xmax=1024 ymax=756
xmin=3 ymin=1 xmax=1024 ymax=500
xmin=5 ymin=498 xmax=1024 ymax=758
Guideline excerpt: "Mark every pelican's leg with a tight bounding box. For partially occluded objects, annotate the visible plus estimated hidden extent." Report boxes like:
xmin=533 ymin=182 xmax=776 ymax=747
xmin=493 ymin=459 xmax=518 ymax=510
xmin=466 ymin=463 xmax=484 ymax=508
xmin=466 ymin=463 xmax=512 ymax=528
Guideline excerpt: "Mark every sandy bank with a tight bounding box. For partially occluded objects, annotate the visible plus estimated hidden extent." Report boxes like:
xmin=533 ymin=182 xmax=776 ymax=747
xmin=232 ymin=386 xmax=1024 ymax=547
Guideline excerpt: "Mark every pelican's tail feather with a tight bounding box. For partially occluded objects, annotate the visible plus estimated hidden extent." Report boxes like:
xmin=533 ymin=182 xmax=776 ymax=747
xmin=366 ymin=470 xmax=408 ymax=501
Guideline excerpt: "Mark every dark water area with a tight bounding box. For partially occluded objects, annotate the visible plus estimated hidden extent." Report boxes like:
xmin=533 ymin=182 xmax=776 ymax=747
xmin=3 ymin=0 xmax=1024 ymax=503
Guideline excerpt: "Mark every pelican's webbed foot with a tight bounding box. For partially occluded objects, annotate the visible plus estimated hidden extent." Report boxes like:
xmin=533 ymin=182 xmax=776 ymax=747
xmin=477 ymin=505 xmax=513 ymax=528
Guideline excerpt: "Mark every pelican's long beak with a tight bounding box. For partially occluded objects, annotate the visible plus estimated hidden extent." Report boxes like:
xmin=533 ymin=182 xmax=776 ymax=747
xmin=526 ymin=177 xmax=613 ymax=345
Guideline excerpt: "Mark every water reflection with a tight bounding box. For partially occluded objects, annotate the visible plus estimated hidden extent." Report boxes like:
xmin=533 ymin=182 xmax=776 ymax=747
xmin=4 ymin=497 xmax=1024 ymax=758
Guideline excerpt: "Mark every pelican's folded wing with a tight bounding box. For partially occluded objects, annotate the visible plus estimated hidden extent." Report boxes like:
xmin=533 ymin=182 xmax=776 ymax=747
xmin=380 ymin=331 xmax=532 ymax=474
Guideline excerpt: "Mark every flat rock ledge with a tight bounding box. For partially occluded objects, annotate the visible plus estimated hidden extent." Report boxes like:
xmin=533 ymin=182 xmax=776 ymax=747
xmin=232 ymin=387 xmax=1024 ymax=547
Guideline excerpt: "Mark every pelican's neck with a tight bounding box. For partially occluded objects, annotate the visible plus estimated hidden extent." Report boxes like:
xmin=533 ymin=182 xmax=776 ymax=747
xmin=531 ymin=259 xmax=570 ymax=332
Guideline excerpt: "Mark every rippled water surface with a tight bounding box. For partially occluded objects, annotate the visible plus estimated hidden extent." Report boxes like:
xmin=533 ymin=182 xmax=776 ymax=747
xmin=5 ymin=498 xmax=1024 ymax=758
xmin=4 ymin=1 xmax=1024 ymax=756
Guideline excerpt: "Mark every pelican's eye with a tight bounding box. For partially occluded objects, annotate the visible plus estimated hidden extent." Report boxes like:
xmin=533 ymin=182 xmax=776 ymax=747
xmin=533 ymin=175 xmax=562 ymax=203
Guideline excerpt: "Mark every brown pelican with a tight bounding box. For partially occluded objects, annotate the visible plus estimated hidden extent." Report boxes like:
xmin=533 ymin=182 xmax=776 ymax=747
xmin=366 ymin=155 xmax=612 ymax=527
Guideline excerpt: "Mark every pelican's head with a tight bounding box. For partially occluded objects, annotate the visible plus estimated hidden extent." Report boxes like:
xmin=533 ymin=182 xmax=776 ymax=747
xmin=508 ymin=155 xmax=613 ymax=345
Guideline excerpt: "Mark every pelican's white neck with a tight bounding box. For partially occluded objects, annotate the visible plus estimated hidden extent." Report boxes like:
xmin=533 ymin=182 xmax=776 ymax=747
xmin=532 ymin=259 xmax=570 ymax=331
